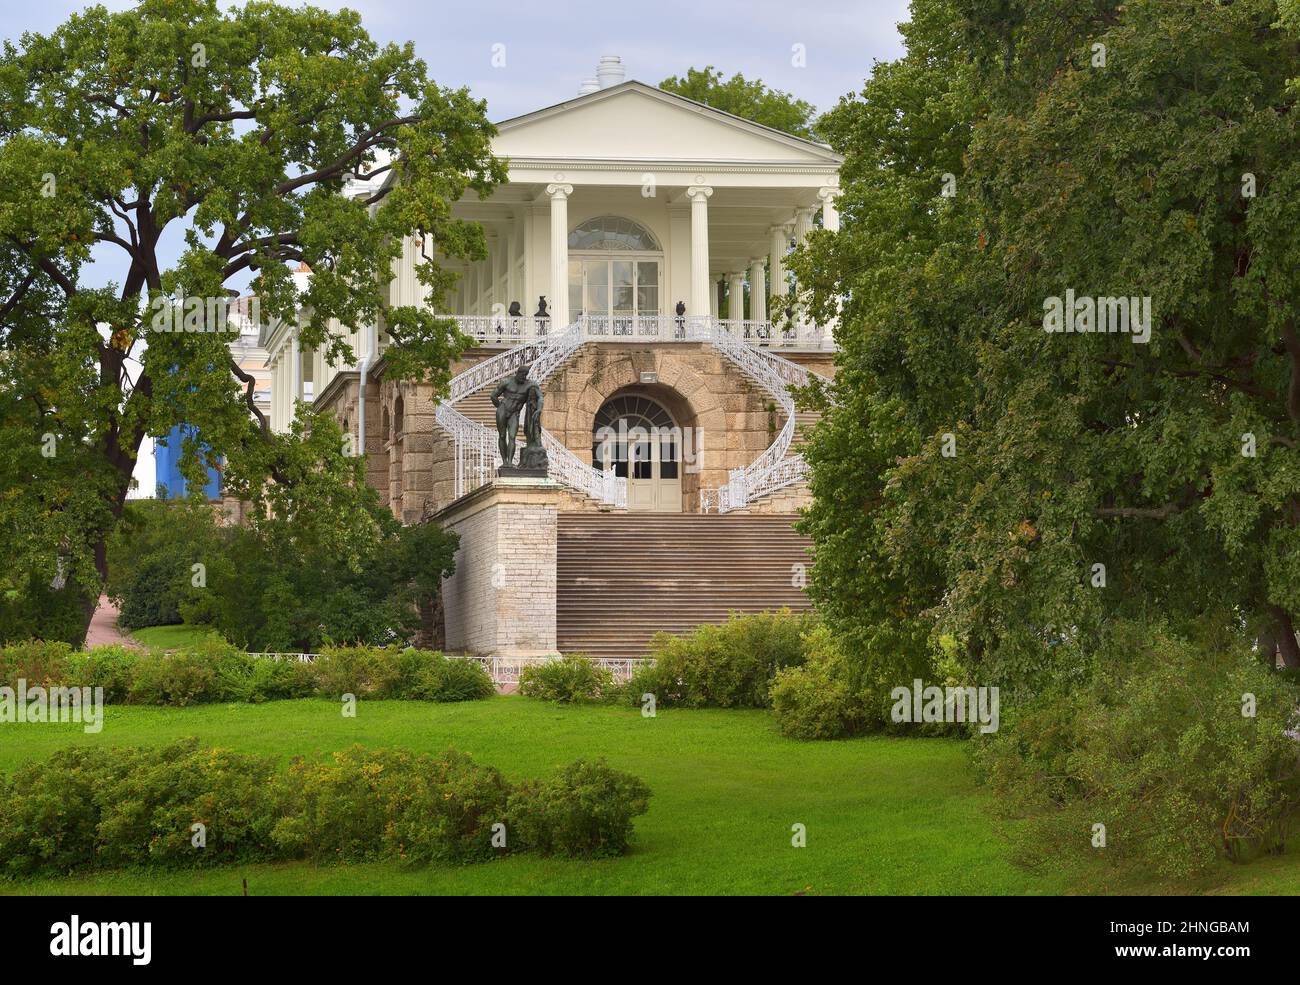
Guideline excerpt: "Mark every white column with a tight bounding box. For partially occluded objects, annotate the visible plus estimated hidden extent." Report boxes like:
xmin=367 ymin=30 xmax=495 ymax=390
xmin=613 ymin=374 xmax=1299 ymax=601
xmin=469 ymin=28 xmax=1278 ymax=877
xmin=818 ymin=186 xmax=840 ymax=232
xmin=687 ymin=185 xmax=713 ymax=317
xmin=793 ymin=207 xmax=816 ymax=251
xmin=749 ymin=258 xmax=767 ymax=322
xmin=769 ymin=224 xmax=790 ymax=300
xmin=546 ymin=183 xmax=572 ymax=326
xmin=819 ymin=187 xmax=841 ymax=346
xmin=727 ymin=272 xmax=746 ymax=321
xmin=289 ymin=329 xmax=301 ymax=418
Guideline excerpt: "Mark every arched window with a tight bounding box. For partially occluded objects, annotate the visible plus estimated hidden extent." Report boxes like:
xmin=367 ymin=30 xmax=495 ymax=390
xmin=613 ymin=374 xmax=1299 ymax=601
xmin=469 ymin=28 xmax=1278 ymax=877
xmin=592 ymin=394 xmax=675 ymax=434
xmin=568 ymin=215 xmax=660 ymax=252
xmin=393 ymin=395 xmax=404 ymax=440
xmin=568 ymin=218 xmax=663 ymax=323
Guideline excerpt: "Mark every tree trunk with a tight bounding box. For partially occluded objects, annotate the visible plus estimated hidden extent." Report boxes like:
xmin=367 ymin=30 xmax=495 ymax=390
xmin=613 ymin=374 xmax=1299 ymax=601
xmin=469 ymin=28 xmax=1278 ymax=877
xmin=1267 ymin=605 xmax=1300 ymax=668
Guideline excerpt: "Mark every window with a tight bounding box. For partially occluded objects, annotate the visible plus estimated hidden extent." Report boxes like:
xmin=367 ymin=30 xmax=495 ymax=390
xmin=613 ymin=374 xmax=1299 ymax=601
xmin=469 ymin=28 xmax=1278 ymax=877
xmin=568 ymin=216 xmax=660 ymax=252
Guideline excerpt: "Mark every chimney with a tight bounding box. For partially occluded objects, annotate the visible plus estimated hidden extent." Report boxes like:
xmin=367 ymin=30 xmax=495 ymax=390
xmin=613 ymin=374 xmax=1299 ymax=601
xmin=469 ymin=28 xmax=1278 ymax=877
xmin=596 ymin=55 xmax=625 ymax=89
xmin=578 ymin=78 xmax=599 ymax=96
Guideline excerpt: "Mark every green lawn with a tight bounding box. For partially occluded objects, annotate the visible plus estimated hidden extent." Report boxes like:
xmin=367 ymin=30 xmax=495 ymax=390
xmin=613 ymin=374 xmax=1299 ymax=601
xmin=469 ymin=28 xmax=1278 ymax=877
xmin=127 ymin=624 xmax=224 ymax=650
xmin=1 ymin=697 xmax=1297 ymax=895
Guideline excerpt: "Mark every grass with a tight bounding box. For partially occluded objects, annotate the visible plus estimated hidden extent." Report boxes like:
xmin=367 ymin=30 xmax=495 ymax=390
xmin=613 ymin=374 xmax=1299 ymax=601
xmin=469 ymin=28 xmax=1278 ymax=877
xmin=127 ymin=624 xmax=224 ymax=650
xmin=1 ymin=697 xmax=1297 ymax=896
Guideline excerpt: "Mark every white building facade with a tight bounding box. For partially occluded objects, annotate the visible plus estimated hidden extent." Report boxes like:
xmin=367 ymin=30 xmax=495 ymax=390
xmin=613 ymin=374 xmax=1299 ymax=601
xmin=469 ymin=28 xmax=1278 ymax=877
xmin=261 ymin=62 xmax=842 ymax=658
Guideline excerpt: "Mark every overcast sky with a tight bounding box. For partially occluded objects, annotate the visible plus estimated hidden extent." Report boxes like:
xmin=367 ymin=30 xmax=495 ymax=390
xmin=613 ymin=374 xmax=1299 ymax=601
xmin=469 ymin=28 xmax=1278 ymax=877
xmin=1 ymin=0 xmax=910 ymax=120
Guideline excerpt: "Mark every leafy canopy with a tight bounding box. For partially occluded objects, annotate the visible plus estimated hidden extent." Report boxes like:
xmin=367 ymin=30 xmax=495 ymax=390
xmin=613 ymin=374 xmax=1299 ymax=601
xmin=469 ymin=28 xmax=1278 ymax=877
xmin=793 ymin=0 xmax=1300 ymax=686
xmin=0 ymin=0 xmax=505 ymax=641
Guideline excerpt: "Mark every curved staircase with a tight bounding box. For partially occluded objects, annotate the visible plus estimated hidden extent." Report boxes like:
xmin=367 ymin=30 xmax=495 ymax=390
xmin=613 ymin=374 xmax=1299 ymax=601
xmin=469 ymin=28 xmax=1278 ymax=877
xmin=432 ymin=317 xmax=829 ymax=512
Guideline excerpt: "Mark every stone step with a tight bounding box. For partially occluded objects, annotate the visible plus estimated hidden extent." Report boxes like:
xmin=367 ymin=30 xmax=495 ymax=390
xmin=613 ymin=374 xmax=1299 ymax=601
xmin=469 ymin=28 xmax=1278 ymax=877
xmin=556 ymin=512 xmax=813 ymax=659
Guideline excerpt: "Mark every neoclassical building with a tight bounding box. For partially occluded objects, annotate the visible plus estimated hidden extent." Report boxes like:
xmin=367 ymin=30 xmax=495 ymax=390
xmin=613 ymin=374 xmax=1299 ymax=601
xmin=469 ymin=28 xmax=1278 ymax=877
xmin=260 ymin=59 xmax=840 ymax=660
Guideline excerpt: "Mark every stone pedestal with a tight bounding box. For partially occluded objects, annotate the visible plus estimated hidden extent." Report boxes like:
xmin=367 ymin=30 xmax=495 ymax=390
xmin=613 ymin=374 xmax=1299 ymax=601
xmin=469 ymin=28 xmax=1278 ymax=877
xmin=434 ymin=479 xmax=562 ymax=658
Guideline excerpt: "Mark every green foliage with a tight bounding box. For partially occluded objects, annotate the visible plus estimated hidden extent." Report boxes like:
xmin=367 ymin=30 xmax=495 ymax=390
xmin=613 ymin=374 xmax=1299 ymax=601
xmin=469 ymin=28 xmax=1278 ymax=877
xmin=108 ymin=501 xmax=223 ymax=630
xmin=173 ymin=504 xmax=458 ymax=652
xmin=977 ymin=625 xmax=1300 ymax=882
xmin=658 ymin=66 xmax=820 ymax=139
xmin=62 ymin=645 xmax=138 ymax=703
xmin=0 ymin=738 xmax=283 ymax=875
xmin=273 ymin=746 xmax=511 ymax=864
xmin=507 ymin=759 xmax=652 ymax=858
xmin=0 ymin=576 xmax=89 ymax=647
xmin=519 ymin=654 xmax=614 ymax=703
xmin=115 ymin=553 xmax=190 ymax=630
xmin=630 ymin=609 xmax=813 ymax=709
xmin=399 ymin=649 xmax=495 ymax=702
xmin=0 ymin=640 xmax=491 ymax=707
xmin=310 ymin=644 xmax=396 ymax=699
xmin=770 ymin=625 xmax=870 ymax=739
xmin=0 ymin=0 xmax=503 ymax=646
xmin=0 ymin=639 xmax=72 ymax=688
xmin=791 ymin=0 xmax=1300 ymax=693
xmin=128 ymin=645 xmax=226 ymax=707
xmin=0 ymin=740 xmax=651 ymax=874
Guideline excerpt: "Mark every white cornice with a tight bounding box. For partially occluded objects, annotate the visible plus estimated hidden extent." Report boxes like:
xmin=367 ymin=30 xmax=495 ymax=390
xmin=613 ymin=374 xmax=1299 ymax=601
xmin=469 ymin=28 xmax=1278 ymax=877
xmin=505 ymin=158 xmax=839 ymax=176
xmin=495 ymin=80 xmax=842 ymax=165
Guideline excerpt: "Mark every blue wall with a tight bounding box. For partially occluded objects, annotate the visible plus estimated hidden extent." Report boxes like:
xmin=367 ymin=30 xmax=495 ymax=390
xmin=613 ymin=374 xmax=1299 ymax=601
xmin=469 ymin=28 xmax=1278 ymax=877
xmin=154 ymin=424 xmax=220 ymax=500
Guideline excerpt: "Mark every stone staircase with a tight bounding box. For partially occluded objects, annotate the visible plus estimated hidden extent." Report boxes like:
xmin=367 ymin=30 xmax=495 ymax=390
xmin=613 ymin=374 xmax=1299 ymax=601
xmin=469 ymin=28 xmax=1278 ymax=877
xmin=556 ymin=513 xmax=814 ymax=659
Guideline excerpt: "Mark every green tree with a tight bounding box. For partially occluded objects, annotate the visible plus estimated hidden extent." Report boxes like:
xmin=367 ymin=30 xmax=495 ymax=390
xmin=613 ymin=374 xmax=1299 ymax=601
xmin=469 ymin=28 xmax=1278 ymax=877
xmin=658 ymin=66 xmax=820 ymax=139
xmin=792 ymin=0 xmax=1300 ymax=687
xmin=0 ymin=0 xmax=505 ymax=643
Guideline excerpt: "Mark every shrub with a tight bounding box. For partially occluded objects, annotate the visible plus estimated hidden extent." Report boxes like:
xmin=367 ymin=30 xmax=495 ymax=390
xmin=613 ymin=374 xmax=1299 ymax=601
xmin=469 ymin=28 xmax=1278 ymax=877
xmin=62 ymin=645 xmax=138 ymax=703
xmin=0 ymin=739 xmax=283 ymax=874
xmin=409 ymin=653 xmax=495 ymax=702
xmin=1 ymin=639 xmax=75 ymax=689
xmin=310 ymin=645 xmax=402 ymax=699
xmin=217 ymin=652 xmax=318 ymax=703
xmin=381 ymin=748 xmax=512 ymax=862
xmin=508 ymin=759 xmax=651 ymax=857
xmin=519 ymin=654 xmax=613 ymax=703
xmin=0 ymin=742 xmax=650 ymax=873
xmin=127 ymin=646 xmax=224 ymax=706
xmin=770 ymin=625 xmax=869 ymax=739
xmin=0 ymin=639 xmax=73 ymax=689
xmin=977 ymin=625 xmax=1300 ymax=882
xmin=114 ymin=552 xmax=190 ymax=630
xmin=271 ymin=746 xmax=511 ymax=864
xmin=634 ymin=609 xmax=814 ymax=709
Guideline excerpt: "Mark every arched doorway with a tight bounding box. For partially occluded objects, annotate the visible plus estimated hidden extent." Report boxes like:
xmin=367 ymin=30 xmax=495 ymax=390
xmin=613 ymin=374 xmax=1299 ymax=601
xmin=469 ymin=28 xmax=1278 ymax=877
xmin=592 ymin=393 xmax=681 ymax=512
xmin=567 ymin=216 xmax=662 ymax=334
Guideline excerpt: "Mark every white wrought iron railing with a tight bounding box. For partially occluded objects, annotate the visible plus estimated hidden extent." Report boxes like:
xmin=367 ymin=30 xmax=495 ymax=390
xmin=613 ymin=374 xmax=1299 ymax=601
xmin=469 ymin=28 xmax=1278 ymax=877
xmin=436 ymin=321 xmax=627 ymax=506
xmin=697 ymin=320 xmax=826 ymax=512
xmin=444 ymin=313 xmax=833 ymax=349
xmin=435 ymin=314 xmax=827 ymax=511
xmin=457 ymin=653 xmax=651 ymax=685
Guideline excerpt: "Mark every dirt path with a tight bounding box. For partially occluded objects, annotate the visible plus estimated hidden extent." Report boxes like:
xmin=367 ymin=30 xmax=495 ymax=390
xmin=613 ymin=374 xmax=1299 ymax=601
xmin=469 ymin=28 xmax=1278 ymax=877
xmin=84 ymin=595 xmax=141 ymax=649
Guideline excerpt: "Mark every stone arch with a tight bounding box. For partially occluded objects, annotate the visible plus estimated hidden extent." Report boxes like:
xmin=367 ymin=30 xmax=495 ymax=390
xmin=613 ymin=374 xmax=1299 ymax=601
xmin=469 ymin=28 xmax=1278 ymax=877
xmin=552 ymin=346 xmax=728 ymax=511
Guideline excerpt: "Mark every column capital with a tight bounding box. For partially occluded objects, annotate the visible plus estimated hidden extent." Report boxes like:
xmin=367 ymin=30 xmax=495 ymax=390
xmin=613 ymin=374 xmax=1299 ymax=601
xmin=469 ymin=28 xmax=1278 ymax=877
xmin=545 ymin=182 xmax=573 ymax=200
xmin=770 ymin=222 xmax=792 ymax=236
xmin=686 ymin=184 xmax=713 ymax=202
xmin=817 ymin=185 xmax=840 ymax=204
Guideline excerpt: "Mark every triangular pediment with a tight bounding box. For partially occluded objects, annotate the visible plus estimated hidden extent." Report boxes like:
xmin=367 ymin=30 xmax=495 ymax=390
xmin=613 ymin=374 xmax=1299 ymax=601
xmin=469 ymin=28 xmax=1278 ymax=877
xmin=493 ymin=82 xmax=840 ymax=165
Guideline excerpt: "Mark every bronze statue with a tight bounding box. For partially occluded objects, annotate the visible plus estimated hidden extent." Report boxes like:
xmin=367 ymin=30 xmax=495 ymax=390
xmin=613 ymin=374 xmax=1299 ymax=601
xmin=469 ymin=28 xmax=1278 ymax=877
xmin=492 ymin=364 xmax=548 ymax=475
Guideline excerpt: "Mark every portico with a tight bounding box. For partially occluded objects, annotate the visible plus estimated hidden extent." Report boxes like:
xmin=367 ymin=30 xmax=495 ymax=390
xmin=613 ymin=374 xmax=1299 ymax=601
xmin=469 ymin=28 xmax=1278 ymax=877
xmin=434 ymin=80 xmax=841 ymax=349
